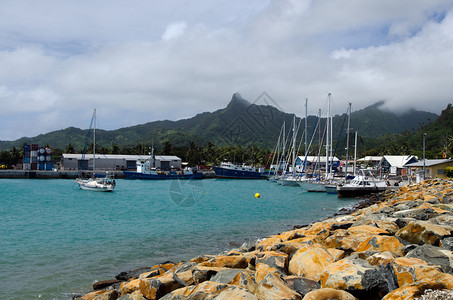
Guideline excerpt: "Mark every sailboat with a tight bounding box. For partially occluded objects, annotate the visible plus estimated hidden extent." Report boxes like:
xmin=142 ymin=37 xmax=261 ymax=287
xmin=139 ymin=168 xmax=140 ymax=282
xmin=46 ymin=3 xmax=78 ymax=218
xmin=75 ymin=109 xmax=116 ymax=192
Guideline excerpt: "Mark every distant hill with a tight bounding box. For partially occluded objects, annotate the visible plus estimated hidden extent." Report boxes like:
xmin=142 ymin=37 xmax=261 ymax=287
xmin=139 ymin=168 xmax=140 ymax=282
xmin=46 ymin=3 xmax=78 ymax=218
xmin=0 ymin=93 xmax=439 ymax=151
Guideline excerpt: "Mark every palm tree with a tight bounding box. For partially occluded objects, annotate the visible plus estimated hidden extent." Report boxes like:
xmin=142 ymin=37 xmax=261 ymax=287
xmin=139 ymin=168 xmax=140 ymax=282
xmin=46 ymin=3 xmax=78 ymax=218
xmin=204 ymin=142 xmax=217 ymax=164
xmin=65 ymin=144 xmax=75 ymax=154
xmin=111 ymin=144 xmax=120 ymax=154
xmin=187 ymin=142 xmax=200 ymax=165
xmin=163 ymin=141 xmax=173 ymax=155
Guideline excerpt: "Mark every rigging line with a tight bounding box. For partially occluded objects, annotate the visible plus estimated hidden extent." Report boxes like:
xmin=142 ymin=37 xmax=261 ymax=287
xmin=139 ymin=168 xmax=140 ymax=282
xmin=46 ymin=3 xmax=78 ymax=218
xmin=301 ymin=114 xmax=320 ymax=174
xmin=330 ymin=107 xmax=348 ymax=169
xmin=310 ymin=121 xmax=327 ymax=177
xmin=79 ymin=110 xmax=96 ymax=170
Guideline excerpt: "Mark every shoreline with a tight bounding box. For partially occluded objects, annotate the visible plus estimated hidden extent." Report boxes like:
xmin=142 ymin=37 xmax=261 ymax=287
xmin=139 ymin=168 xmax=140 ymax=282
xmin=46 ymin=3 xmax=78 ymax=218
xmin=0 ymin=170 xmax=217 ymax=179
xmin=76 ymin=178 xmax=453 ymax=300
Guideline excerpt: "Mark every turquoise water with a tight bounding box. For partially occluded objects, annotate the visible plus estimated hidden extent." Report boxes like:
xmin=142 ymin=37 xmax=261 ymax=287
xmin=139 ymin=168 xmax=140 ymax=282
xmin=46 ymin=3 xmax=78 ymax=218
xmin=0 ymin=178 xmax=356 ymax=299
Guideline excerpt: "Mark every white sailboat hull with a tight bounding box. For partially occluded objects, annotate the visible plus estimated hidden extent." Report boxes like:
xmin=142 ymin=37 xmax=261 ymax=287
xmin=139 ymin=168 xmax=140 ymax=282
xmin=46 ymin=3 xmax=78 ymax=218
xmin=76 ymin=178 xmax=115 ymax=192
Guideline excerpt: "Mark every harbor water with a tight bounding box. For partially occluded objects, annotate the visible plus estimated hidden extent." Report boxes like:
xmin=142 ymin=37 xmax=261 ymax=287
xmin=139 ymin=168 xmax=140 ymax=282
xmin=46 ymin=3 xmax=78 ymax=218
xmin=0 ymin=178 xmax=357 ymax=299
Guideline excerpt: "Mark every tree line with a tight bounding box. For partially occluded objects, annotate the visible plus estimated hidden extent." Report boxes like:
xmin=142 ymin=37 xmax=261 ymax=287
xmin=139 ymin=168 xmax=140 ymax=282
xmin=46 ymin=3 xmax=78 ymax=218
xmin=0 ymin=142 xmax=273 ymax=168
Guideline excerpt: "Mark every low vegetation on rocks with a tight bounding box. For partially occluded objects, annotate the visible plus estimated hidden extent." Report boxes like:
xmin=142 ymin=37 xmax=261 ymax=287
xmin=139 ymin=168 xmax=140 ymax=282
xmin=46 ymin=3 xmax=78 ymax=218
xmin=77 ymin=179 xmax=453 ymax=300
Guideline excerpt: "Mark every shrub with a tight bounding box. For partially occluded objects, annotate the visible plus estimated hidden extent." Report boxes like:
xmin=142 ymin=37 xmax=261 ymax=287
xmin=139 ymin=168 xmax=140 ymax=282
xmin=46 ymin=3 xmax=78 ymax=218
xmin=445 ymin=167 xmax=453 ymax=177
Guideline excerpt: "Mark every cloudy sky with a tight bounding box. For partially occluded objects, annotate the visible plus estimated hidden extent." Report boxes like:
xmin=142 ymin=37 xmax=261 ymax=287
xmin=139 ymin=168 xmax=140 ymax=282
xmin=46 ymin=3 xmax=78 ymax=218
xmin=1 ymin=0 xmax=452 ymax=141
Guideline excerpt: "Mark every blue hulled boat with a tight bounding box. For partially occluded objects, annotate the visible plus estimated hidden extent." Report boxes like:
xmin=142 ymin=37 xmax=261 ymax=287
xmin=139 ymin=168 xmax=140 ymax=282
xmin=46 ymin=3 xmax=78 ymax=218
xmin=213 ymin=162 xmax=266 ymax=179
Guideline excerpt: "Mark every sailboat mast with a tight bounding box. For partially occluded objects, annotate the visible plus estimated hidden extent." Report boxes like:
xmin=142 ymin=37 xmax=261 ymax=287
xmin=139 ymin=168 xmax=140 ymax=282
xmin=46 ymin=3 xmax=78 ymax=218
xmin=345 ymin=103 xmax=351 ymax=180
xmin=93 ymin=108 xmax=96 ymax=173
xmin=292 ymin=116 xmax=296 ymax=176
xmin=329 ymin=93 xmax=333 ymax=175
xmin=354 ymin=131 xmax=358 ymax=176
xmin=305 ymin=98 xmax=308 ymax=155
xmin=326 ymin=93 xmax=330 ymax=176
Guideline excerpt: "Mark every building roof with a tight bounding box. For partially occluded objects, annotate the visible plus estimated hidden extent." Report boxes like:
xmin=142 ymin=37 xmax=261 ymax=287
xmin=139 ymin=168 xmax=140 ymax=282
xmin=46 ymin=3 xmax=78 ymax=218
xmin=405 ymin=159 xmax=453 ymax=167
xmin=61 ymin=154 xmax=181 ymax=161
xmin=296 ymin=156 xmax=340 ymax=163
xmin=382 ymin=155 xmax=418 ymax=168
xmin=154 ymin=155 xmax=181 ymax=161
xmin=358 ymin=156 xmax=383 ymax=162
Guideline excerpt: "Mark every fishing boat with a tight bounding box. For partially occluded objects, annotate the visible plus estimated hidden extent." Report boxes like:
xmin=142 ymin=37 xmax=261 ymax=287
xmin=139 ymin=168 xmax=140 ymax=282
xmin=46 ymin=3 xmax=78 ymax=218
xmin=75 ymin=109 xmax=116 ymax=192
xmin=213 ymin=162 xmax=266 ymax=179
xmin=123 ymin=148 xmax=202 ymax=180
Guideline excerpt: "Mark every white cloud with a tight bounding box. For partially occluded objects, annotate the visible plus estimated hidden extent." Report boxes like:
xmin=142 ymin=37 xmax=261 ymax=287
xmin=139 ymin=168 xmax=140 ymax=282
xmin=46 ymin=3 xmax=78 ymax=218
xmin=162 ymin=22 xmax=188 ymax=40
xmin=0 ymin=0 xmax=452 ymax=141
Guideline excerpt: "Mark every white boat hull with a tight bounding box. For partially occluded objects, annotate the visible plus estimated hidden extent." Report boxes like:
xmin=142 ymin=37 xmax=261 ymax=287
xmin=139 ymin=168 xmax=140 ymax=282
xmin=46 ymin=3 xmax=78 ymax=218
xmin=75 ymin=178 xmax=115 ymax=192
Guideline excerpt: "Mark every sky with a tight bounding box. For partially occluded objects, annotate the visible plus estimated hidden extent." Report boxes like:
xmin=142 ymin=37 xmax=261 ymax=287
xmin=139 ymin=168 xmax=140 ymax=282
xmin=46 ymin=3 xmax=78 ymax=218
xmin=1 ymin=0 xmax=453 ymax=141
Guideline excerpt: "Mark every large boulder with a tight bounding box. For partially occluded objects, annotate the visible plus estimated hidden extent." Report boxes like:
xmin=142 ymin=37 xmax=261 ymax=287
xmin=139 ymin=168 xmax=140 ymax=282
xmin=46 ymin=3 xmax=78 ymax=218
xmin=80 ymin=290 xmax=120 ymax=300
xmin=254 ymin=272 xmax=302 ymax=300
xmin=117 ymin=263 xmax=175 ymax=281
xmin=255 ymin=262 xmax=285 ymax=284
xmin=390 ymin=257 xmax=444 ymax=287
xmin=346 ymin=224 xmax=389 ymax=236
xmin=255 ymin=251 xmax=289 ymax=272
xmin=160 ymin=281 xmax=258 ymax=300
xmin=302 ymin=288 xmax=357 ymax=300
xmin=382 ymin=278 xmax=451 ymax=300
xmin=191 ymin=266 xmax=228 ymax=285
xmin=395 ymin=220 xmax=451 ymax=245
xmin=118 ymin=279 xmax=141 ymax=296
xmin=199 ymin=255 xmax=248 ymax=269
xmin=139 ymin=272 xmax=186 ymax=300
xmin=319 ymin=256 xmax=388 ymax=300
xmin=117 ymin=291 xmax=146 ymax=300
xmin=405 ymin=244 xmax=453 ymax=274
xmin=288 ymin=244 xmax=335 ymax=281
xmin=355 ymin=235 xmax=405 ymax=256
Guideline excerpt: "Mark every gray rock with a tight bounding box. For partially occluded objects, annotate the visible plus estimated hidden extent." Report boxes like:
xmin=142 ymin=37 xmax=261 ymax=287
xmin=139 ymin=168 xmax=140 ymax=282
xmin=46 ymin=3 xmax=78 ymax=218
xmin=406 ymin=244 xmax=452 ymax=274
xmin=373 ymin=206 xmax=395 ymax=215
xmin=209 ymin=269 xmax=244 ymax=284
xmin=174 ymin=261 xmax=197 ymax=274
xmin=395 ymin=218 xmax=416 ymax=229
xmin=393 ymin=208 xmax=439 ymax=220
xmin=118 ymin=292 xmax=146 ymax=300
xmin=403 ymin=244 xmax=418 ymax=255
xmin=392 ymin=200 xmax=418 ymax=211
xmin=93 ymin=279 xmax=122 ymax=291
xmin=192 ymin=267 xmax=218 ymax=284
xmin=283 ymin=276 xmax=320 ymax=296
xmin=441 ymin=195 xmax=452 ymax=203
xmin=441 ymin=237 xmax=453 ymax=251
xmin=379 ymin=263 xmax=398 ymax=292
xmin=116 ymin=267 xmax=154 ymax=281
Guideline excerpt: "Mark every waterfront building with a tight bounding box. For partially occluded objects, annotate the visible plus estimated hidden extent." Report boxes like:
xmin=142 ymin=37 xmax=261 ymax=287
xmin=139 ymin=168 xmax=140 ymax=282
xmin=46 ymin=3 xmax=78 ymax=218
xmin=60 ymin=154 xmax=182 ymax=171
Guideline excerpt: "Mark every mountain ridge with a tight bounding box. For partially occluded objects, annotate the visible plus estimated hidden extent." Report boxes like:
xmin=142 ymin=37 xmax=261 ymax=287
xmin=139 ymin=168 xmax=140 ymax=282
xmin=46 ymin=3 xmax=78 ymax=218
xmin=0 ymin=94 xmax=439 ymax=151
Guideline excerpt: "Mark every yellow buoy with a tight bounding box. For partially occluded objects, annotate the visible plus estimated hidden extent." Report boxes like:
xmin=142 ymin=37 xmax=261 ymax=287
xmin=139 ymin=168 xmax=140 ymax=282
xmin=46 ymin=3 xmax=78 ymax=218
xmin=255 ymin=193 xmax=260 ymax=198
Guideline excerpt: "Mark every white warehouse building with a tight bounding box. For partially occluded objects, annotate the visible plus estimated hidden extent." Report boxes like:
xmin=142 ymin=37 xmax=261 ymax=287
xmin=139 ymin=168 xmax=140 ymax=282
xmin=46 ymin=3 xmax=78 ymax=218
xmin=60 ymin=154 xmax=182 ymax=171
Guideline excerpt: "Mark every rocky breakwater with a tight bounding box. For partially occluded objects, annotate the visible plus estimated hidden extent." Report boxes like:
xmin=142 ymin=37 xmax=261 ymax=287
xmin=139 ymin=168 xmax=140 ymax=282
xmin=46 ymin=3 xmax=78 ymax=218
xmin=77 ymin=178 xmax=453 ymax=300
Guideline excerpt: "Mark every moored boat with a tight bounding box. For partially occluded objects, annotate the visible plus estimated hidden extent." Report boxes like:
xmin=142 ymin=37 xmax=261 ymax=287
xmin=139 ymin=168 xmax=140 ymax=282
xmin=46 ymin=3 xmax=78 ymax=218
xmin=123 ymin=156 xmax=202 ymax=180
xmin=75 ymin=109 xmax=116 ymax=192
xmin=213 ymin=162 xmax=266 ymax=179
xmin=75 ymin=173 xmax=116 ymax=192
xmin=336 ymin=171 xmax=395 ymax=198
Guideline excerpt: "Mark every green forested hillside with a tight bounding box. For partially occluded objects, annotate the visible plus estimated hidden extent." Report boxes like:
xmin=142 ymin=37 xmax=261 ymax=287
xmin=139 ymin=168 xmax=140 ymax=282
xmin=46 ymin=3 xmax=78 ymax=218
xmin=0 ymin=94 xmax=441 ymax=155
xmin=360 ymin=104 xmax=453 ymax=158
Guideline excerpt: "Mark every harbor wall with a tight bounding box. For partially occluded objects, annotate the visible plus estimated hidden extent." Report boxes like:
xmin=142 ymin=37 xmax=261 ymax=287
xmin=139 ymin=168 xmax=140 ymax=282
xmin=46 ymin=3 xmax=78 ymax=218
xmin=0 ymin=170 xmax=125 ymax=179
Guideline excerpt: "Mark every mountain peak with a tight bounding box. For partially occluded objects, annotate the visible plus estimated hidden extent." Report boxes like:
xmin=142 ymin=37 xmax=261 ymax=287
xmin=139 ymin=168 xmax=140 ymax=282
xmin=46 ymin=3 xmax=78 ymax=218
xmin=227 ymin=92 xmax=251 ymax=108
